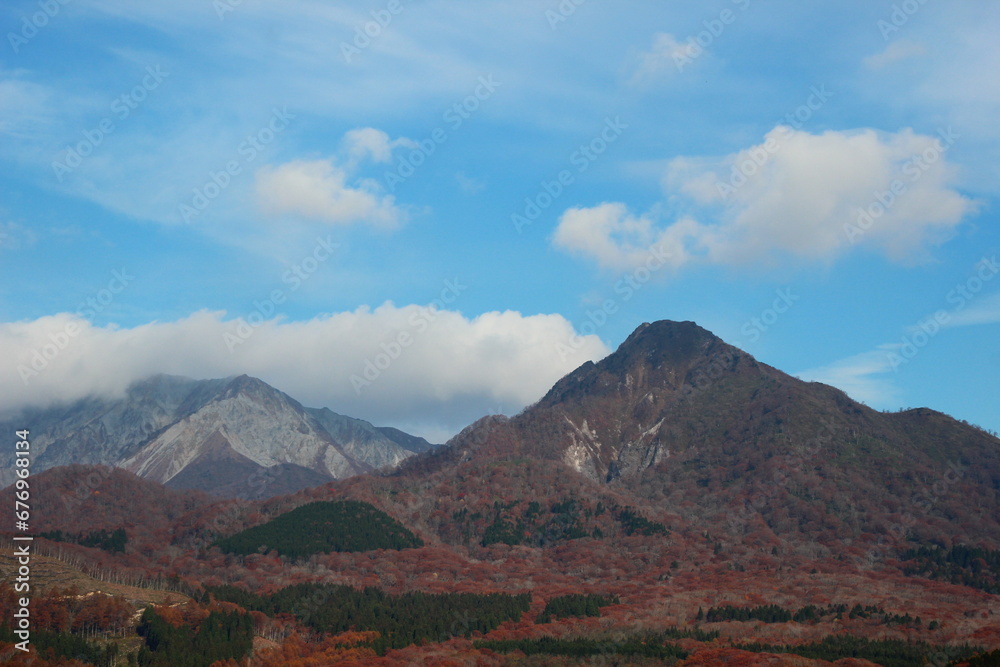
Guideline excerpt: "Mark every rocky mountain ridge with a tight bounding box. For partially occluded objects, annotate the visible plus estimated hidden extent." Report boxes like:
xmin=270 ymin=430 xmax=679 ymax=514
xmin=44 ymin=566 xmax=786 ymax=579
xmin=0 ymin=374 xmax=435 ymax=498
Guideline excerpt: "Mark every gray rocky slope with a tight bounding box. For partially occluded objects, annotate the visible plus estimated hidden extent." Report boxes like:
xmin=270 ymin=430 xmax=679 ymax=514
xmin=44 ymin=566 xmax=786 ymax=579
xmin=0 ymin=374 xmax=434 ymax=498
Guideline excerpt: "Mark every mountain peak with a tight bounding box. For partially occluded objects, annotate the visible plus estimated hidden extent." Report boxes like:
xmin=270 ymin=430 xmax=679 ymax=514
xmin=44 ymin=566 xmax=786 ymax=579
xmin=1 ymin=373 xmax=430 ymax=498
xmin=217 ymin=373 xmax=297 ymax=406
xmin=617 ymin=319 xmax=722 ymax=361
xmin=626 ymin=318 xmax=714 ymax=341
xmin=224 ymin=373 xmax=266 ymax=390
xmin=538 ymin=319 xmax=745 ymax=408
xmin=424 ymin=318 xmax=1000 ymax=554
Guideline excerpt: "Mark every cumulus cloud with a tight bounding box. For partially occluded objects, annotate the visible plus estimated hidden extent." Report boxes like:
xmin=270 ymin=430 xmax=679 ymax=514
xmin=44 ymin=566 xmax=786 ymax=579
xmin=673 ymin=126 xmax=972 ymax=264
xmin=342 ymin=127 xmax=413 ymax=166
xmin=554 ymin=127 xmax=974 ymax=271
xmin=255 ymin=126 xmax=411 ymax=228
xmin=256 ymin=158 xmax=403 ymax=228
xmin=0 ymin=306 xmax=610 ymax=439
xmin=552 ymin=203 xmax=699 ymax=272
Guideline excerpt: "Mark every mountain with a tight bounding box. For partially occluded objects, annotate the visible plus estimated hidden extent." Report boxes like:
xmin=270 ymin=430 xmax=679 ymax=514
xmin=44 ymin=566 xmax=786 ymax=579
xmin=0 ymin=374 xmax=435 ymax=498
xmin=401 ymin=320 xmax=1000 ymax=551
xmin=2 ymin=320 xmax=997 ymax=664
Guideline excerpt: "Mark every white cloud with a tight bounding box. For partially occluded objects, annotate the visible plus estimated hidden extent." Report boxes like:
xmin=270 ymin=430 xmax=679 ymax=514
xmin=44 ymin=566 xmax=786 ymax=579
xmin=552 ymin=202 xmax=699 ymax=272
xmin=0 ymin=72 xmax=55 ymax=139
xmin=255 ymin=126 xmax=412 ymax=228
xmin=683 ymin=126 xmax=973 ymax=265
xmin=256 ymin=158 xmax=403 ymax=228
xmin=0 ymin=306 xmax=610 ymax=439
xmin=857 ymin=7 xmax=1000 ymax=194
xmin=863 ymin=40 xmax=927 ymax=69
xmin=630 ymin=32 xmax=692 ymax=83
xmin=342 ymin=127 xmax=411 ymax=166
xmin=454 ymin=171 xmax=485 ymax=195
xmin=555 ymin=127 xmax=974 ymax=272
xmin=796 ymin=349 xmax=902 ymax=408
xmin=802 ymin=280 xmax=1000 ymax=409
xmin=0 ymin=221 xmax=38 ymax=252
xmin=942 ymin=292 xmax=1000 ymax=328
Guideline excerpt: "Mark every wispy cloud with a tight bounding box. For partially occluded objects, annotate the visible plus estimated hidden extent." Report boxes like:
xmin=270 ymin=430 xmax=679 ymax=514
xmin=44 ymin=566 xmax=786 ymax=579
xmin=863 ymin=40 xmax=927 ymax=69
xmin=942 ymin=292 xmax=1000 ymax=328
xmin=0 ymin=221 xmax=38 ymax=252
xmin=796 ymin=348 xmax=903 ymax=408
xmin=629 ymin=32 xmax=692 ymax=84
xmin=454 ymin=171 xmax=485 ymax=195
xmin=0 ymin=71 xmax=56 ymax=140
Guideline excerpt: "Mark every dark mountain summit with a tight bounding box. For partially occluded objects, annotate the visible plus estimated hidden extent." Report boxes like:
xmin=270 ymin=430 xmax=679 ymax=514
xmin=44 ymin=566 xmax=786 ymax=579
xmin=414 ymin=319 xmax=999 ymax=551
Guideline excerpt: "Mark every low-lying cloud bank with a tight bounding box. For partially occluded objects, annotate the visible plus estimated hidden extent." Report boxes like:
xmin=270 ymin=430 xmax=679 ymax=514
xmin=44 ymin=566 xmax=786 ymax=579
xmin=1 ymin=306 xmax=611 ymax=441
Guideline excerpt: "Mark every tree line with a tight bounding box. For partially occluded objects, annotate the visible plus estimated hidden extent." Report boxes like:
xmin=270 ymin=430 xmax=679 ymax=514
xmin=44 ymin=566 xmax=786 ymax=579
xmin=698 ymin=602 xmax=931 ymax=628
xmin=40 ymin=527 xmax=127 ymax=553
xmin=206 ymin=582 xmax=531 ymax=653
xmin=902 ymin=544 xmax=1000 ymax=594
xmin=136 ymin=607 xmax=253 ymax=667
xmin=536 ymin=593 xmax=619 ymax=624
xmin=740 ymin=635 xmax=982 ymax=667
xmin=471 ymin=497 xmax=669 ymax=547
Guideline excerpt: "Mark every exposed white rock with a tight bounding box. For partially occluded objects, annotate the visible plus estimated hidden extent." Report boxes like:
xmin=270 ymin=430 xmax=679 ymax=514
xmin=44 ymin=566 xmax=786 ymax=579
xmin=1 ymin=374 xmax=434 ymax=493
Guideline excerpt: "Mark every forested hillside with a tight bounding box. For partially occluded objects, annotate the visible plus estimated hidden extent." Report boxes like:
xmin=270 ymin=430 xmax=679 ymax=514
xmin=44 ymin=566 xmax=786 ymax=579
xmin=1 ymin=321 xmax=998 ymax=665
xmin=214 ymin=500 xmax=424 ymax=557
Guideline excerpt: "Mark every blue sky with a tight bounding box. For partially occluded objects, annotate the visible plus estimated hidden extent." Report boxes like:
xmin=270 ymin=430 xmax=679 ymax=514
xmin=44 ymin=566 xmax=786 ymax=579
xmin=1 ymin=0 xmax=997 ymax=441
